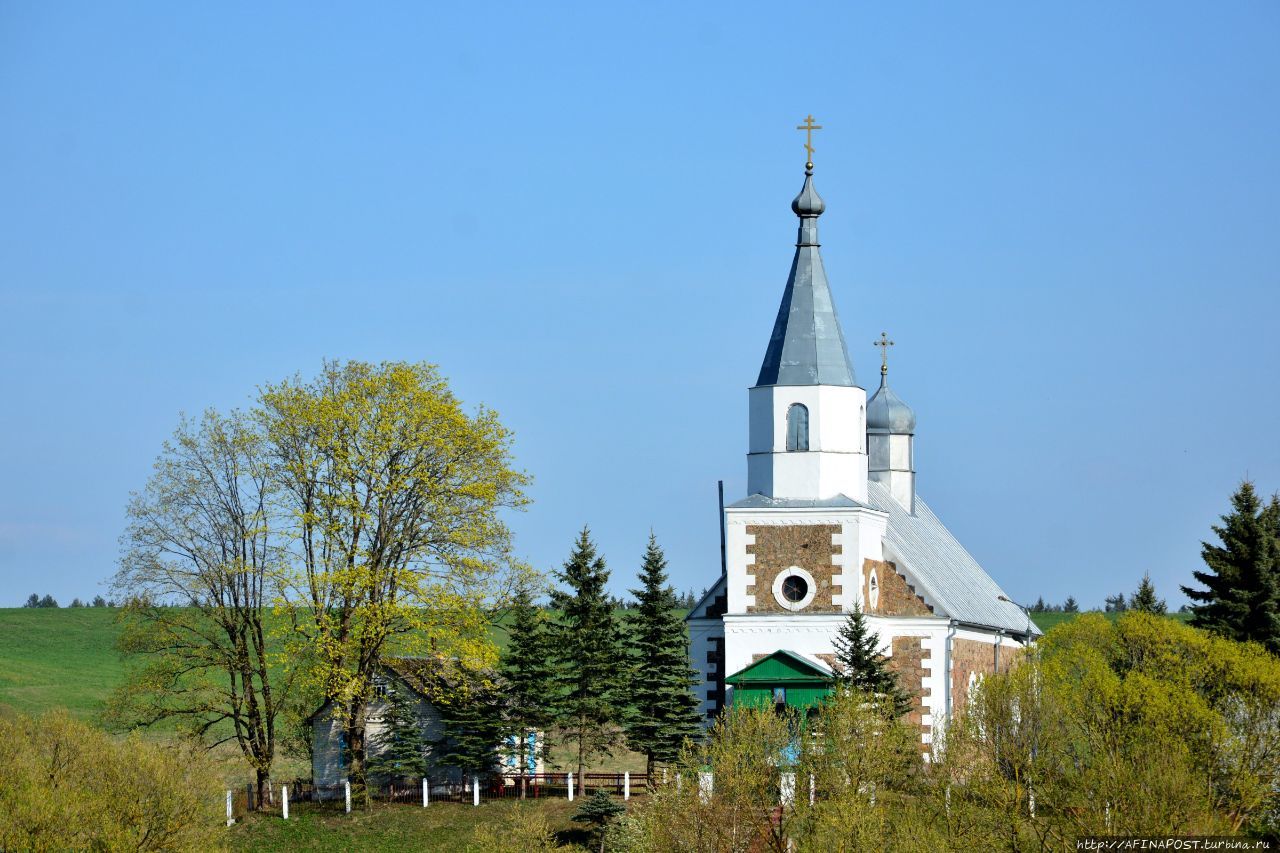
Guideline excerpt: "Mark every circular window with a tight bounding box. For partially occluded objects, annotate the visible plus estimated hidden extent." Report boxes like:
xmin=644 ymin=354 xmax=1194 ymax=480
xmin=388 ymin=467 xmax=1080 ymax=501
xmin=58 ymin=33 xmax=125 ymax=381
xmin=781 ymin=575 xmax=808 ymax=603
xmin=772 ymin=567 xmax=817 ymax=611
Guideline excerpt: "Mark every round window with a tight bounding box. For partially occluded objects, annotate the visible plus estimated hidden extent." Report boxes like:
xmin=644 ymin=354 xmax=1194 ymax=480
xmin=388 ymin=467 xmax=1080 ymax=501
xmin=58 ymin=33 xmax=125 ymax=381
xmin=781 ymin=574 xmax=808 ymax=603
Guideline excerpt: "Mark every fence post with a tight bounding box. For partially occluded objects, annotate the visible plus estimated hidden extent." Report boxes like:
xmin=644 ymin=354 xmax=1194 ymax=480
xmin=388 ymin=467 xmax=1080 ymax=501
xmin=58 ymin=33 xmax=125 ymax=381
xmin=780 ymin=772 xmax=795 ymax=807
xmin=345 ymin=780 xmax=351 ymax=814
xmin=226 ymin=790 xmax=234 ymax=827
xmin=698 ymin=771 xmax=713 ymax=804
xmin=567 ymin=772 xmax=574 ymax=802
xmin=473 ymin=776 xmax=480 ymax=806
xmin=246 ymin=782 xmax=254 ymax=812
xmin=676 ymin=773 xmax=682 ymax=794
xmin=808 ymin=774 xmax=815 ymax=806
xmin=623 ymin=771 xmax=630 ymax=801
xmin=422 ymin=777 xmax=428 ymax=807
xmin=282 ymin=786 xmax=289 ymax=820
xmin=869 ymin=781 xmax=876 ymax=806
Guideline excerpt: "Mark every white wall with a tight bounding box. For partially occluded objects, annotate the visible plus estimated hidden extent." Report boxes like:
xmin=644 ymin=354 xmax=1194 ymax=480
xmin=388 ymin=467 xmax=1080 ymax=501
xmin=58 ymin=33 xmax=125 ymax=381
xmin=747 ymin=384 xmax=868 ymax=501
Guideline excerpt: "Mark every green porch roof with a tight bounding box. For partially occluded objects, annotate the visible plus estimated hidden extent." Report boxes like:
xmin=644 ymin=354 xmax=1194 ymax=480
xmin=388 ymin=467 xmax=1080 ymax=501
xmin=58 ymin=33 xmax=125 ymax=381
xmin=724 ymin=650 xmax=834 ymax=686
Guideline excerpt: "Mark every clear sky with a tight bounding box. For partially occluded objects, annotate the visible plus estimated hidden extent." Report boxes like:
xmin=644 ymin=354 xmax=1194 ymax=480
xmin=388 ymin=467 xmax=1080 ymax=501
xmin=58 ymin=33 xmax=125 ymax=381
xmin=1 ymin=2 xmax=1277 ymax=609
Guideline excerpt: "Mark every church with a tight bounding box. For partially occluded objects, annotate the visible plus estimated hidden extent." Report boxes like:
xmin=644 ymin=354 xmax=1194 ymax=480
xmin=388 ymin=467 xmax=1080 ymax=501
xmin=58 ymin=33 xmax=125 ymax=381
xmin=686 ymin=122 xmax=1038 ymax=753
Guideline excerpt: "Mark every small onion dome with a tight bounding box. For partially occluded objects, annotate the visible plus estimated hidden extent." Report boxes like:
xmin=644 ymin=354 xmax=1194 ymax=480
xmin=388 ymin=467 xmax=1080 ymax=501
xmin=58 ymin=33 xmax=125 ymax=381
xmin=791 ymin=166 xmax=826 ymax=217
xmin=867 ymin=377 xmax=916 ymax=434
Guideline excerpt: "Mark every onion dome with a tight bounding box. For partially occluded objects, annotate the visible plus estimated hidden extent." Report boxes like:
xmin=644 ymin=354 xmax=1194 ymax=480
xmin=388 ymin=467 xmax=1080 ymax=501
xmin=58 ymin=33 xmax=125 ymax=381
xmin=867 ymin=370 xmax=916 ymax=434
xmin=790 ymin=165 xmax=826 ymax=217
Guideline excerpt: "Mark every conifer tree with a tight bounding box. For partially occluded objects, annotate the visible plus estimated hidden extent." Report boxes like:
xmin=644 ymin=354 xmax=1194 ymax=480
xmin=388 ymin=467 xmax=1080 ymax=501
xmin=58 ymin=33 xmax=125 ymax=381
xmin=1063 ymin=595 xmax=1079 ymax=613
xmin=572 ymin=789 xmax=626 ymax=853
xmin=1129 ymin=571 xmax=1167 ymax=615
xmin=1182 ymin=482 xmax=1280 ymax=654
xmin=433 ymin=670 xmax=508 ymax=782
xmin=365 ymin=678 xmax=430 ymax=784
xmin=500 ymin=580 xmax=558 ymax=794
xmin=550 ymin=527 xmax=631 ymax=782
xmin=833 ymin=603 xmax=913 ymax=718
xmin=623 ymin=534 xmax=703 ymax=776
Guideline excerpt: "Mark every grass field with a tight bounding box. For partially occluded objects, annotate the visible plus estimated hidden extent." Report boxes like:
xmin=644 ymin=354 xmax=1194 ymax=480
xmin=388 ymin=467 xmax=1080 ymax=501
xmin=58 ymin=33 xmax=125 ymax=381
xmin=226 ymin=798 xmax=602 ymax=852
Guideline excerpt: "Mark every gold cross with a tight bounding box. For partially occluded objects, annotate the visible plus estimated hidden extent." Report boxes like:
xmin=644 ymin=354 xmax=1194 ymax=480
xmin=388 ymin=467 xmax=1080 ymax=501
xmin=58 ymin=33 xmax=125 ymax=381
xmin=874 ymin=332 xmax=894 ymax=376
xmin=796 ymin=114 xmax=822 ymax=166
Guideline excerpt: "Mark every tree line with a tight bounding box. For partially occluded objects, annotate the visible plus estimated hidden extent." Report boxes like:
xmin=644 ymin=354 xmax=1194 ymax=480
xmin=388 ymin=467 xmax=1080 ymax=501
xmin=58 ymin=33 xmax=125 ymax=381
xmin=21 ymin=593 xmax=115 ymax=608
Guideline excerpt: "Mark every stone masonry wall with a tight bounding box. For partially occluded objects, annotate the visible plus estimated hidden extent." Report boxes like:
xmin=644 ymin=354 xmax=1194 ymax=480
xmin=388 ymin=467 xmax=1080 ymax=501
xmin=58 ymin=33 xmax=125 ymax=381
xmin=951 ymin=637 xmax=1000 ymax=718
xmin=886 ymin=636 xmax=931 ymax=750
xmin=745 ymin=524 xmax=842 ymax=613
xmin=862 ymin=558 xmax=932 ymax=617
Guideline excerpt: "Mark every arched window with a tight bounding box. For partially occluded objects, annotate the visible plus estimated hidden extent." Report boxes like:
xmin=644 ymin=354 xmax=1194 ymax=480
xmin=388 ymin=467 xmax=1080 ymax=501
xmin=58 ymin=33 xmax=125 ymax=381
xmin=868 ymin=570 xmax=880 ymax=610
xmin=786 ymin=404 xmax=809 ymax=451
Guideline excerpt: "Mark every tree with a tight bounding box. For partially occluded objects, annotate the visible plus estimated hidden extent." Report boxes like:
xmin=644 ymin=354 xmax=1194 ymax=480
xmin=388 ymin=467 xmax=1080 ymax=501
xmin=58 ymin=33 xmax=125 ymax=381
xmin=499 ymin=580 xmax=558 ymax=796
xmin=109 ymin=410 xmax=292 ymax=808
xmin=38 ymin=595 xmax=58 ymax=608
xmin=550 ymin=527 xmax=631 ymax=782
xmin=1183 ymin=481 xmax=1280 ymax=654
xmin=1062 ymin=595 xmax=1079 ymax=613
xmin=262 ymin=360 xmax=530 ymax=803
xmin=573 ymin=790 xmax=626 ymax=853
xmin=92 ymin=595 xmax=107 ymax=607
xmin=833 ymin=603 xmax=913 ymax=718
xmin=1104 ymin=592 xmax=1127 ymax=613
xmin=365 ymin=677 xmax=430 ymax=784
xmin=623 ymin=534 xmax=702 ymax=776
xmin=22 ymin=594 xmax=38 ymax=608
xmin=1129 ymin=571 xmax=1167 ymax=615
xmin=1032 ymin=596 xmax=1047 ymax=612
xmin=69 ymin=598 xmax=84 ymax=608
xmin=432 ymin=665 xmax=509 ymax=781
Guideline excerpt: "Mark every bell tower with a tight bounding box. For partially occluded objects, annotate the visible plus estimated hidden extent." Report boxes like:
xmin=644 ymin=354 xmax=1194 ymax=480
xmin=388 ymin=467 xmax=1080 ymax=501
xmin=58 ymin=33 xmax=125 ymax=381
xmin=747 ymin=150 xmax=867 ymax=502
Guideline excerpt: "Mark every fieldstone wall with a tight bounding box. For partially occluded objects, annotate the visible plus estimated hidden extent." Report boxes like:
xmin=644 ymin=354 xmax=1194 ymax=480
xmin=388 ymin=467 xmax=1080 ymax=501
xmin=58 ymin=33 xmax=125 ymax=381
xmin=886 ymin=635 xmax=931 ymax=750
xmin=951 ymin=637 xmax=999 ymax=717
xmin=862 ymin=558 xmax=932 ymax=617
xmin=745 ymin=524 xmax=842 ymax=613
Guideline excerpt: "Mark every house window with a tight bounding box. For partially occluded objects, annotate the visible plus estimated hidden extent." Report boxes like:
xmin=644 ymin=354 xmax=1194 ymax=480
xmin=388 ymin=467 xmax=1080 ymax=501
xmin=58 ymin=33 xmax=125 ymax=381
xmin=773 ymin=567 xmax=817 ymax=611
xmin=786 ymin=404 xmax=809 ymax=451
xmin=868 ymin=571 xmax=880 ymax=610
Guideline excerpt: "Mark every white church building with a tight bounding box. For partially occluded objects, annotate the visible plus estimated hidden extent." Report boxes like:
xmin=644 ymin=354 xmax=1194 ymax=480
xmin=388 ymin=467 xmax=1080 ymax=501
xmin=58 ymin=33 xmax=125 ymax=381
xmin=686 ymin=151 xmax=1038 ymax=752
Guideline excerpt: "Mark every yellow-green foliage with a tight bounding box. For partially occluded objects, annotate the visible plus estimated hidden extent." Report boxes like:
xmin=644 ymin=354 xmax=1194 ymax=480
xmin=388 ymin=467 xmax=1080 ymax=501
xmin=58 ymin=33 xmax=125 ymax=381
xmin=0 ymin=710 xmax=224 ymax=852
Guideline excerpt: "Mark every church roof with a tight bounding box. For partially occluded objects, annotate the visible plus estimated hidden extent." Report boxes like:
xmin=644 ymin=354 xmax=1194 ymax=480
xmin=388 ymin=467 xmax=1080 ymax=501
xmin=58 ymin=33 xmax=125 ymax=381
xmin=866 ymin=482 xmax=1039 ymax=636
xmin=724 ymin=649 xmax=833 ymax=685
xmin=867 ymin=372 xmax=916 ymax=434
xmin=727 ymin=493 xmax=867 ymax=510
xmin=755 ymin=166 xmax=857 ymax=388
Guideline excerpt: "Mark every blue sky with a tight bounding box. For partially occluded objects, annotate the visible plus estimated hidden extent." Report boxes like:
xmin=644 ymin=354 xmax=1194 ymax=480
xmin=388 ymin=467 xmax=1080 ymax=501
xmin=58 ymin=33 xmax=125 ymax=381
xmin=1 ymin=2 xmax=1277 ymax=608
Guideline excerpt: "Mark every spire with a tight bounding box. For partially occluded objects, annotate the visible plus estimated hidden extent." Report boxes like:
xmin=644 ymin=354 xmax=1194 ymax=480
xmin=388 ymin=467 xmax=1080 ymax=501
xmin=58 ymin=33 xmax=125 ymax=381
xmin=755 ymin=160 xmax=856 ymax=387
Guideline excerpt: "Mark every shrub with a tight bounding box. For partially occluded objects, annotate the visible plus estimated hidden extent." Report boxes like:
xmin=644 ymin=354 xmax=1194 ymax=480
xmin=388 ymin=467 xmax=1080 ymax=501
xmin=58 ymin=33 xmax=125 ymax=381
xmin=0 ymin=710 xmax=224 ymax=851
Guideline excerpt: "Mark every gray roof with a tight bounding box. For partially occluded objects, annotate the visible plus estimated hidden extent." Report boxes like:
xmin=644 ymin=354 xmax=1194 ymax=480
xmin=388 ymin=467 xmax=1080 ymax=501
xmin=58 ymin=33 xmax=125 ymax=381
xmin=755 ymin=167 xmax=857 ymax=388
xmin=727 ymin=493 xmax=867 ymax=510
xmin=866 ymin=482 xmax=1038 ymax=636
xmin=867 ymin=373 xmax=916 ymax=434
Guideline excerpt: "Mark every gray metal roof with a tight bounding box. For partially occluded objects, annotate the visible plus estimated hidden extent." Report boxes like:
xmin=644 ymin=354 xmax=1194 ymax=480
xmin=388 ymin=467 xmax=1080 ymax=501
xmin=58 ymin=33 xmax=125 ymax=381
xmin=866 ymin=373 xmax=916 ymax=434
xmin=866 ymin=482 xmax=1039 ymax=635
xmin=755 ymin=167 xmax=857 ymax=388
xmin=727 ymin=493 xmax=868 ymax=510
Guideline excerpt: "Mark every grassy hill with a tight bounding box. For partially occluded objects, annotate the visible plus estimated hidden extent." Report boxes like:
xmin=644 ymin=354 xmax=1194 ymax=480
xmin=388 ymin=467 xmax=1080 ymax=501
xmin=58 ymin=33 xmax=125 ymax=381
xmin=0 ymin=607 xmax=1191 ymax=722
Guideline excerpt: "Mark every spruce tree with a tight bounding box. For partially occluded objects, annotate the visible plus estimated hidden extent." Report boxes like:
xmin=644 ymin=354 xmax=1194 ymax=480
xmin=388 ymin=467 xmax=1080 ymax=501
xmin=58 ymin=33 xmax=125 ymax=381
xmin=572 ymin=789 xmax=626 ymax=853
xmin=433 ymin=670 xmax=508 ymax=782
xmin=365 ymin=679 xmax=430 ymax=784
xmin=550 ymin=527 xmax=630 ymax=782
xmin=500 ymin=580 xmax=558 ymax=794
xmin=1182 ymin=482 xmax=1280 ymax=654
xmin=833 ymin=603 xmax=913 ymax=718
xmin=1129 ymin=571 xmax=1167 ymax=615
xmin=623 ymin=534 xmax=703 ymax=776
xmin=1063 ymin=595 xmax=1079 ymax=613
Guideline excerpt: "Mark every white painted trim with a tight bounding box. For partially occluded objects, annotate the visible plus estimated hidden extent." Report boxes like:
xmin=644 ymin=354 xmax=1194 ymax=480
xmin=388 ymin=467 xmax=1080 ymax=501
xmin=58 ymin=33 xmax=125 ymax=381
xmin=772 ymin=566 xmax=817 ymax=611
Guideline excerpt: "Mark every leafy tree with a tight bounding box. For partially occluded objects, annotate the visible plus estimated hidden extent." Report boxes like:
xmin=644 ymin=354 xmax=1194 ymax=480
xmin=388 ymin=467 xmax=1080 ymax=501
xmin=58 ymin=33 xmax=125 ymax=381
xmin=1129 ymin=571 xmax=1167 ymax=615
xmin=38 ymin=595 xmax=58 ymax=608
xmin=1183 ymin=481 xmax=1280 ymax=654
xmin=573 ymin=790 xmax=626 ymax=853
xmin=833 ymin=603 xmax=913 ymax=718
xmin=550 ymin=527 xmax=631 ymax=781
xmin=262 ymin=360 xmax=530 ymax=801
xmin=109 ymin=410 xmax=292 ymax=808
xmin=365 ymin=676 xmax=431 ymax=784
xmin=91 ymin=595 xmax=107 ymax=607
xmin=22 ymin=594 xmax=38 ymax=608
xmin=69 ymin=598 xmax=84 ymax=608
xmin=624 ymin=534 xmax=703 ymax=776
xmin=499 ymin=580 xmax=558 ymax=795
xmin=1062 ymin=595 xmax=1079 ymax=613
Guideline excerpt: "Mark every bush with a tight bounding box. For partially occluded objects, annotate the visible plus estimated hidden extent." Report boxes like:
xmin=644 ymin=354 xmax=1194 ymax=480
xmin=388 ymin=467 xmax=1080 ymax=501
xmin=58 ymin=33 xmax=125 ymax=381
xmin=0 ymin=711 xmax=224 ymax=851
